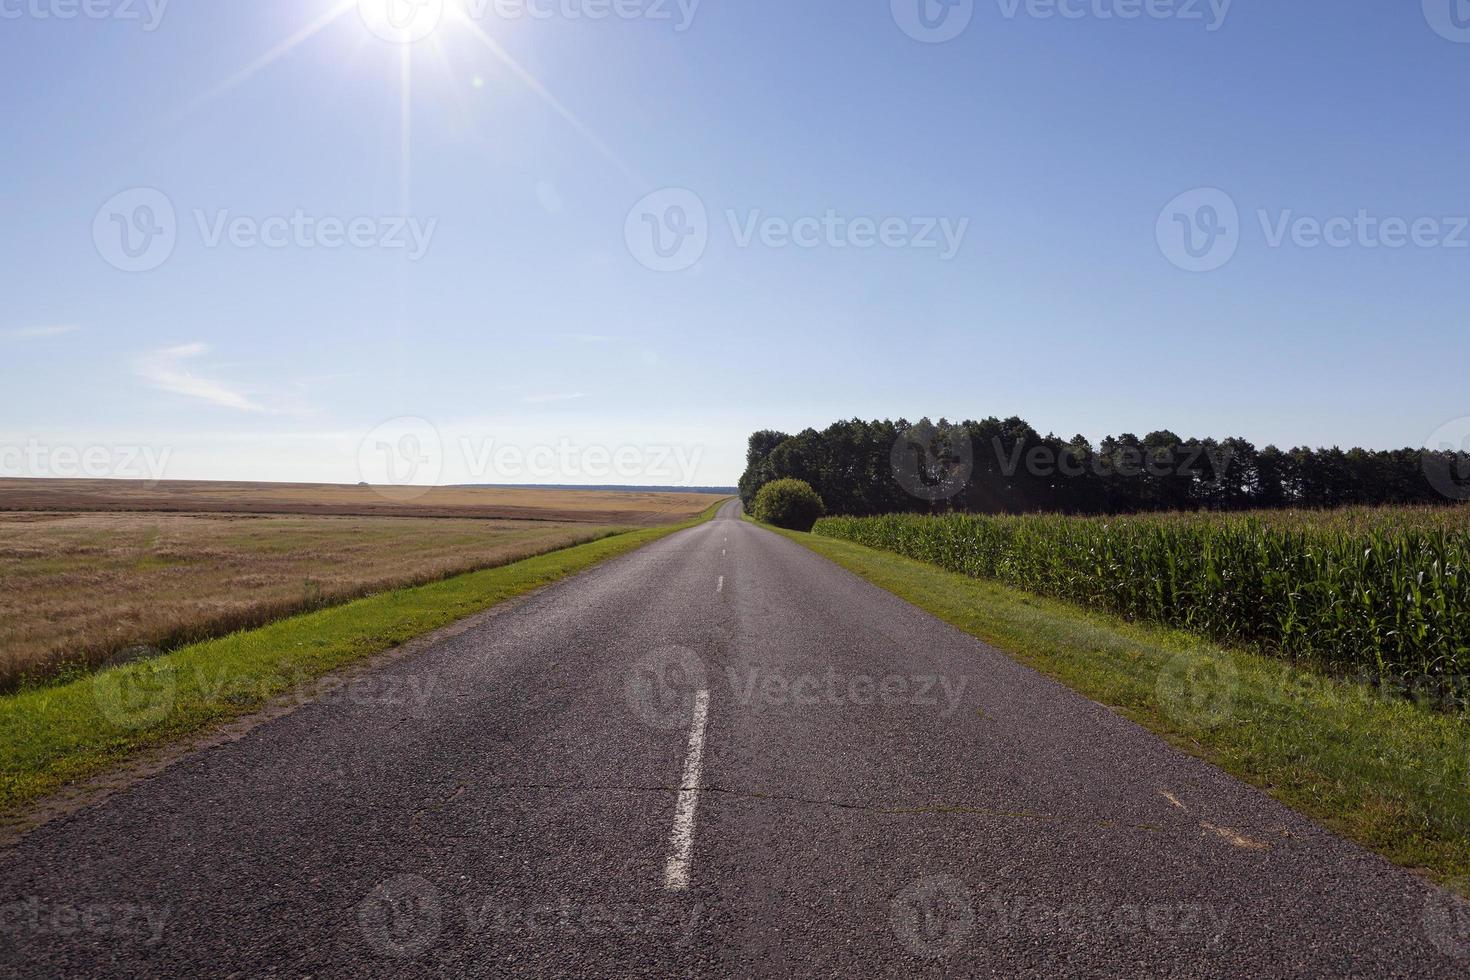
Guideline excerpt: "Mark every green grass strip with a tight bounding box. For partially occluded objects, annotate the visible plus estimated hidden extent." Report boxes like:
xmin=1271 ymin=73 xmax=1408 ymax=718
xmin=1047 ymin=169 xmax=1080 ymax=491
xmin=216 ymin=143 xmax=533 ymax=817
xmin=772 ymin=525 xmax=1470 ymax=886
xmin=0 ymin=502 xmax=724 ymax=817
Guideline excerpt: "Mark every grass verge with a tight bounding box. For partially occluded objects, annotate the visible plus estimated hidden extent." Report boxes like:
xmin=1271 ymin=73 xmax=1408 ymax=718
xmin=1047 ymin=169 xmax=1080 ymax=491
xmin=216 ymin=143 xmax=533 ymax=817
xmin=769 ymin=524 xmax=1470 ymax=886
xmin=0 ymin=501 xmax=725 ymax=818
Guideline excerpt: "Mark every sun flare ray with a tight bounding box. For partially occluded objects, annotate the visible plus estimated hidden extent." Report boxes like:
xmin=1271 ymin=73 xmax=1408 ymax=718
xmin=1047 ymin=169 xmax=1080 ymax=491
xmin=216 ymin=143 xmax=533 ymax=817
xmin=167 ymin=0 xmax=638 ymax=213
xmin=445 ymin=5 xmax=642 ymax=185
xmin=183 ymin=0 xmax=359 ymax=116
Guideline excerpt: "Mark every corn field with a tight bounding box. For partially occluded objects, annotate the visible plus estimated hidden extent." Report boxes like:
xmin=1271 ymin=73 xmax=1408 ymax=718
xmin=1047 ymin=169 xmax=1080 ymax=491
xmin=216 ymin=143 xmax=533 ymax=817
xmin=814 ymin=508 xmax=1470 ymax=684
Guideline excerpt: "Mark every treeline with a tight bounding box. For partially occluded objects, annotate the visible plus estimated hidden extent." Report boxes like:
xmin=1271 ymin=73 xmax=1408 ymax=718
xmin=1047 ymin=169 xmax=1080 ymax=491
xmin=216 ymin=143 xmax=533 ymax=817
xmin=739 ymin=417 xmax=1470 ymax=516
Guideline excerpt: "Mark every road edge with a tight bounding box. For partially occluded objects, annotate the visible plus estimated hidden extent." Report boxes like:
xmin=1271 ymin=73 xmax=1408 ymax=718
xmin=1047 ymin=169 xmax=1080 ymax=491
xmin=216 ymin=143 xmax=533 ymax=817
xmin=764 ymin=521 xmax=1470 ymax=893
xmin=0 ymin=500 xmax=729 ymax=845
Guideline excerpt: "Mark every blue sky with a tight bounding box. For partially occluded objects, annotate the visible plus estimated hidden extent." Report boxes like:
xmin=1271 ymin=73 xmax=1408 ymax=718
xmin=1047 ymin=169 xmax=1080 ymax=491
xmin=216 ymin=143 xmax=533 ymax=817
xmin=3 ymin=0 xmax=1469 ymax=486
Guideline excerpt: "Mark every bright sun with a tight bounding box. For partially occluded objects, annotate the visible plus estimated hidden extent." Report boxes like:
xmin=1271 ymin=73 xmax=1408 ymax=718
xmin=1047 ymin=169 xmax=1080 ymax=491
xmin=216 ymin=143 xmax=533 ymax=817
xmin=185 ymin=0 xmax=634 ymax=208
xmin=358 ymin=0 xmax=448 ymax=45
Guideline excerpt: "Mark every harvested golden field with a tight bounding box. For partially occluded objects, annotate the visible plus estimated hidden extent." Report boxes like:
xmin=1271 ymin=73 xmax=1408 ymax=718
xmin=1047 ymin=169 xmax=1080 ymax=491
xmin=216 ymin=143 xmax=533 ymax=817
xmin=0 ymin=479 xmax=723 ymax=526
xmin=0 ymin=511 xmax=629 ymax=689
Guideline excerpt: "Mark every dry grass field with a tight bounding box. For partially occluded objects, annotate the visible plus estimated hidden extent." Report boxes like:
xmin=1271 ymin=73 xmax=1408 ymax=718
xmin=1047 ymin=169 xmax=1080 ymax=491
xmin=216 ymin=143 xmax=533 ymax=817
xmin=0 ymin=479 xmax=720 ymax=525
xmin=0 ymin=480 xmax=726 ymax=689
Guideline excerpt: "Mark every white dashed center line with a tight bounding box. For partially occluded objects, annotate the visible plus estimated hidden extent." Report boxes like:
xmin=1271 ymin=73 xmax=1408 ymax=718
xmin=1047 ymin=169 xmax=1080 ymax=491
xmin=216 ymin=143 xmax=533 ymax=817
xmin=717 ymin=575 xmax=724 ymax=593
xmin=663 ymin=689 xmax=711 ymax=891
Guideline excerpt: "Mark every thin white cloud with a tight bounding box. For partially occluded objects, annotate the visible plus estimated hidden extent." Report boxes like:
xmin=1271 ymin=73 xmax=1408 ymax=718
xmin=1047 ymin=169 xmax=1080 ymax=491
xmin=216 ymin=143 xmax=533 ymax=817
xmin=3 ymin=325 xmax=78 ymax=341
xmin=133 ymin=343 xmax=264 ymax=412
xmin=521 ymin=392 xmax=590 ymax=405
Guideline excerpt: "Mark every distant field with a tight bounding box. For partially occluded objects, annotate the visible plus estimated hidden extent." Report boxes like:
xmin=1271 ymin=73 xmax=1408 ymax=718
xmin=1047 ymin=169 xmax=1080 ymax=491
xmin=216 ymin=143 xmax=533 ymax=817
xmin=0 ymin=481 xmax=726 ymax=689
xmin=0 ymin=479 xmax=721 ymax=525
xmin=0 ymin=512 xmax=633 ymax=689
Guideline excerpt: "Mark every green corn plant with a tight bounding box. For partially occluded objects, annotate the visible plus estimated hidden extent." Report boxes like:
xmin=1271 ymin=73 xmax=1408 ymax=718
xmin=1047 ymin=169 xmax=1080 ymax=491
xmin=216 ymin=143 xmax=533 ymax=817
xmin=815 ymin=507 xmax=1470 ymax=689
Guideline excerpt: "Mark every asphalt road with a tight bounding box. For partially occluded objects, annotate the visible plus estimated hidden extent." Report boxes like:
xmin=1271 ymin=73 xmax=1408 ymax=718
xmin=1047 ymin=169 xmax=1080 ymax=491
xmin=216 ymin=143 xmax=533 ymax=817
xmin=2 ymin=500 xmax=1467 ymax=977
